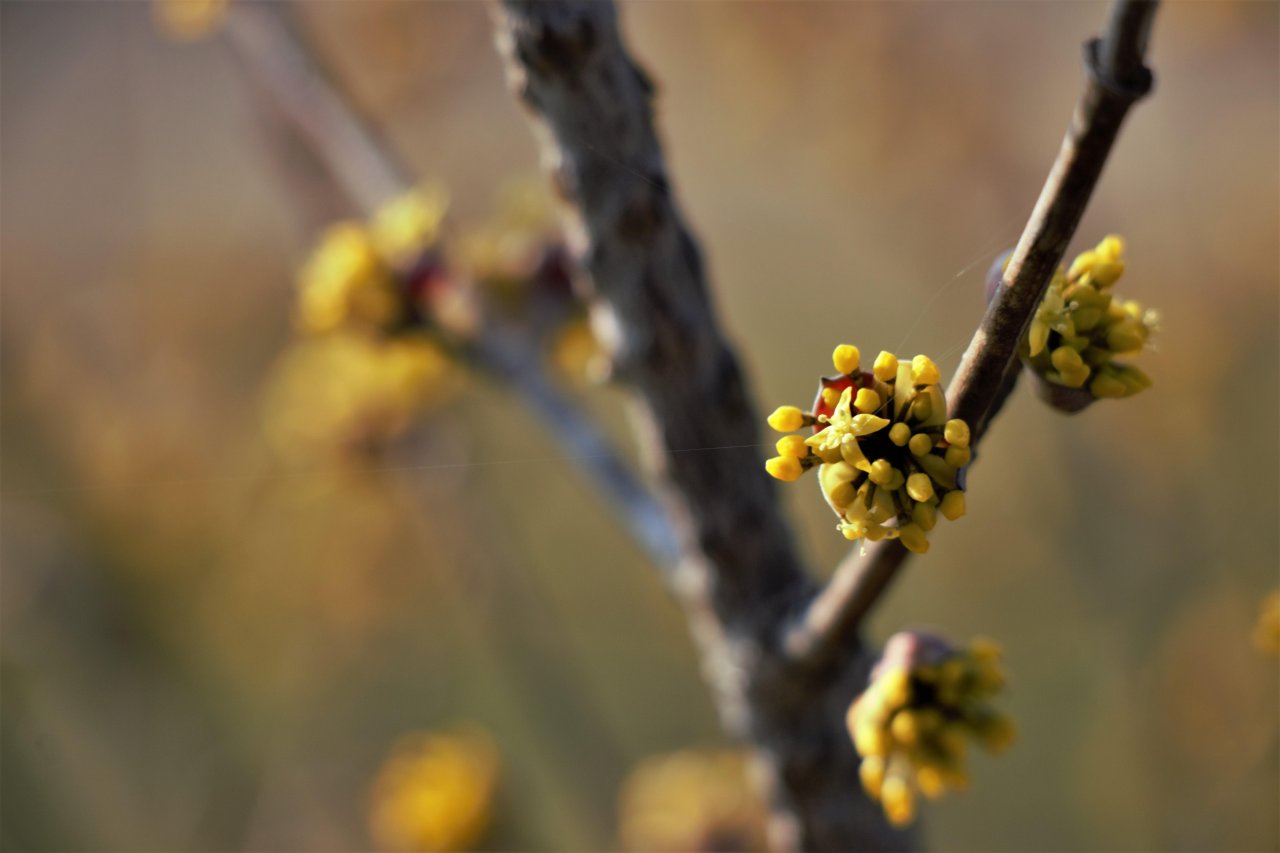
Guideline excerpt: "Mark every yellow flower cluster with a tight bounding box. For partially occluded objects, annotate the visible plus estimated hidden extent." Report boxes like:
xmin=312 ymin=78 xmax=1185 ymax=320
xmin=450 ymin=179 xmax=603 ymax=382
xmin=765 ymin=346 xmax=970 ymax=553
xmin=1024 ymin=235 xmax=1157 ymax=399
xmin=297 ymin=187 xmax=448 ymax=335
xmin=617 ymin=749 xmax=768 ymax=853
xmin=263 ymin=334 xmax=453 ymax=460
xmin=268 ymin=187 xmax=456 ymax=459
xmin=848 ymin=633 xmax=1015 ymax=827
xmin=1253 ymin=590 xmax=1280 ymax=657
xmin=368 ymin=726 xmax=500 ymax=853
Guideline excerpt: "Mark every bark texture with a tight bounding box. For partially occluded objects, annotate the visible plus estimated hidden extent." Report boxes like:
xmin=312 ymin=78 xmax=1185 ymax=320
xmin=492 ymin=2 xmax=905 ymax=849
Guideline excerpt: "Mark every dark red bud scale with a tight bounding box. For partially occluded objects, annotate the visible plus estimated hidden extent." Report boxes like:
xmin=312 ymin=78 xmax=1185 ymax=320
xmin=811 ymin=371 xmax=877 ymax=431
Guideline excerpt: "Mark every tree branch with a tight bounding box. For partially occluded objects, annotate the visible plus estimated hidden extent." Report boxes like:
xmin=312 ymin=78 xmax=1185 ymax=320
xmin=222 ymin=2 xmax=681 ymax=568
xmin=786 ymin=0 xmax=1160 ymax=667
xmin=492 ymin=3 xmax=910 ymax=849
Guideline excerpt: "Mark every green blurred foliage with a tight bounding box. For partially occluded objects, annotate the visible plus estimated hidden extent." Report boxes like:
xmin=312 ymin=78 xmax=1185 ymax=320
xmin=2 ymin=2 xmax=1276 ymax=850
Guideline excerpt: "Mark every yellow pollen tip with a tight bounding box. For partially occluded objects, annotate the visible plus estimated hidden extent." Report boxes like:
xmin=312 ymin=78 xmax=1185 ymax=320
xmin=765 ymin=456 xmax=803 ymax=482
xmin=1096 ymin=234 xmax=1125 ymax=261
xmin=833 ymin=344 xmax=861 ymax=375
xmin=889 ymin=423 xmax=911 ymax=446
xmin=873 ymin=351 xmax=899 ymax=382
xmin=898 ymin=523 xmax=929 ymax=554
xmin=889 ymin=710 xmax=919 ymax=745
xmin=854 ymin=723 xmax=888 ymax=758
xmin=775 ymin=435 xmax=809 ymax=458
xmin=906 ymin=472 xmax=935 ymax=503
xmin=1090 ymin=260 xmax=1125 ymax=287
xmin=910 ymin=395 xmax=933 ymax=422
xmin=858 ymin=755 xmax=885 ymax=799
xmin=945 ymin=446 xmax=971 ymax=468
xmin=767 ymin=405 xmax=806 ymax=432
xmin=1051 ymin=345 xmax=1085 ymax=374
xmin=881 ymin=668 xmax=911 ymax=707
xmin=1090 ymin=372 xmax=1128 ymax=399
xmin=943 ymin=418 xmax=970 ymax=448
xmin=912 ymin=501 xmax=937 ymax=531
xmin=939 ymin=490 xmax=966 ymax=521
xmin=854 ymin=388 xmax=881 ymax=413
xmin=881 ymin=777 xmax=916 ymax=827
xmin=869 ymin=459 xmax=896 ymax=487
xmin=908 ymin=434 xmax=933 ymax=457
xmin=911 ymin=355 xmax=941 ymax=386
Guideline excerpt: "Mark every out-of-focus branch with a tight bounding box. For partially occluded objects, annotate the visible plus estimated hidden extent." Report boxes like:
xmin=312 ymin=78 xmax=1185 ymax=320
xmin=491 ymin=3 xmax=908 ymax=849
xmin=222 ymin=2 xmax=680 ymax=567
xmin=786 ymin=0 xmax=1160 ymax=667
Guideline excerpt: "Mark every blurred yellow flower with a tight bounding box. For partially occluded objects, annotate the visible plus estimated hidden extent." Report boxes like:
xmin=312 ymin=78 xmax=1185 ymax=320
xmin=618 ymin=748 xmax=768 ymax=852
xmin=848 ymin=632 xmax=1014 ymax=827
xmin=547 ymin=314 xmax=605 ymax=384
xmin=371 ymin=186 xmax=450 ymax=269
xmin=296 ymin=222 xmax=398 ymax=335
xmin=153 ymin=0 xmax=227 ymax=41
xmin=368 ymin=725 xmax=500 ymax=853
xmin=263 ymin=333 xmax=453 ymax=460
xmin=1252 ymin=590 xmax=1280 ymax=656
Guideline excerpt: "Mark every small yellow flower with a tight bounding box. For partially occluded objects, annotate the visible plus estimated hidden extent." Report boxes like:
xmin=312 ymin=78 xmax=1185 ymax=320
xmin=873 ymin=350 xmax=899 ymax=382
xmin=765 ymin=456 xmax=804 ymax=482
xmin=847 ymin=632 xmax=1014 ymax=827
xmin=618 ymin=749 xmax=768 ymax=852
xmin=833 ymin=343 xmax=861 ymax=376
xmin=371 ymin=186 xmax=450 ymax=268
xmin=262 ymin=333 xmax=454 ymax=461
xmin=767 ymin=405 xmax=810 ymax=433
xmin=1024 ymin=235 xmax=1157 ymax=401
xmin=765 ymin=349 xmax=970 ymax=552
xmin=368 ymin=725 xmax=499 ymax=853
xmin=776 ymin=434 xmax=810 ymax=459
xmin=296 ymin=223 xmax=398 ymax=334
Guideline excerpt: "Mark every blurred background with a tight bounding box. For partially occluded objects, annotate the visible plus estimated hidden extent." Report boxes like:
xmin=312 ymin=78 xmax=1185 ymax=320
xmin=2 ymin=1 xmax=1277 ymax=850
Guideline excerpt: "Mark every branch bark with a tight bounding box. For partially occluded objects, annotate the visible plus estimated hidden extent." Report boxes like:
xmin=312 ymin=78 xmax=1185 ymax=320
xmin=491 ymin=3 xmax=907 ymax=849
xmin=222 ymin=2 xmax=681 ymax=569
xmin=786 ymin=0 xmax=1160 ymax=667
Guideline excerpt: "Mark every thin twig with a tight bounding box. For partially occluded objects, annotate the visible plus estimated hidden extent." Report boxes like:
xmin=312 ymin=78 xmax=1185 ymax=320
xmin=786 ymin=0 xmax=1160 ymax=666
xmin=222 ymin=2 xmax=680 ymax=568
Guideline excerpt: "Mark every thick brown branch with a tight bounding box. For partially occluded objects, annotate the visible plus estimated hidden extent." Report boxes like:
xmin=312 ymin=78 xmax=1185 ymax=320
xmin=492 ymin=2 xmax=908 ymax=849
xmin=787 ymin=0 xmax=1159 ymax=667
xmin=222 ymin=3 xmax=681 ymax=568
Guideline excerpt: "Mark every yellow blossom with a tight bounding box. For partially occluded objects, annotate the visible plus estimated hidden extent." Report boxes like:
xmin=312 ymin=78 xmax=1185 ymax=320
xmin=848 ymin=633 xmax=1014 ymax=827
xmin=765 ymin=456 xmax=803 ymax=482
xmin=296 ymin=223 xmax=398 ymax=334
xmin=1023 ymin=235 xmax=1157 ymax=401
xmin=618 ymin=749 xmax=768 ymax=852
xmin=263 ymin=333 xmax=454 ymax=461
xmin=368 ymin=726 xmax=499 ymax=853
xmin=833 ymin=343 xmax=861 ymax=376
xmin=767 ymin=405 xmax=808 ymax=433
xmin=371 ymin=185 xmax=450 ymax=268
xmin=764 ymin=349 xmax=970 ymax=551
